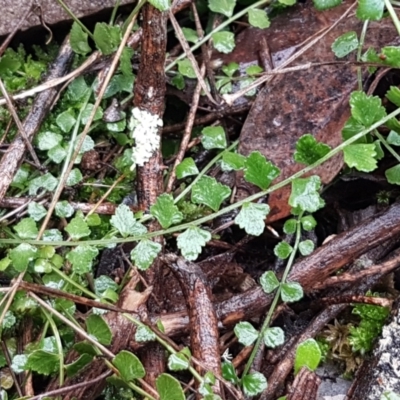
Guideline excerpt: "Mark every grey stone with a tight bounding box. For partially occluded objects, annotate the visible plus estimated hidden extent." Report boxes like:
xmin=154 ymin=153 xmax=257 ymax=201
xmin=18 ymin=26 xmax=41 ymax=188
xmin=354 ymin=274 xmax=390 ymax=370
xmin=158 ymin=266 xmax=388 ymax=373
xmin=0 ymin=0 xmax=135 ymax=37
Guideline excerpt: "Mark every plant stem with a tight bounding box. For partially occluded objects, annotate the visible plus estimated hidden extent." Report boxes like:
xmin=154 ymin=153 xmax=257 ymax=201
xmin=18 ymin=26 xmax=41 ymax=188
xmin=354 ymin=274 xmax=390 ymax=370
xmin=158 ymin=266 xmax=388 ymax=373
xmin=374 ymin=130 xmax=400 ymax=163
xmin=357 ymin=20 xmax=369 ymax=90
xmin=384 ymin=0 xmax=400 ymax=36
xmin=242 ymin=215 xmax=302 ymax=377
xmin=165 ymin=0 xmax=271 ymax=72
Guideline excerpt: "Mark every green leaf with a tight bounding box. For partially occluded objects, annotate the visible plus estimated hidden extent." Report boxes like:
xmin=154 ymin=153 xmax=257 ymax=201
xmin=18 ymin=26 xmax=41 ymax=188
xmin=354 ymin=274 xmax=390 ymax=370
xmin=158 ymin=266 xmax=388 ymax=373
xmin=81 ymin=103 xmax=103 ymax=125
xmin=342 ymin=116 xmax=368 ymax=142
xmin=48 ymin=145 xmax=67 ymax=164
xmin=171 ymin=73 xmax=185 ymax=90
xmin=67 ymin=76 xmax=89 ymax=101
xmin=66 ymin=245 xmax=99 ymax=274
xmin=234 ymin=321 xmax=259 ymax=346
xmin=33 ymin=258 xmax=52 ymax=274
xmin=113 ymin=350 xmax=145 ymax=381
xmin=244 ymin=151 xmax=280 ymax=190
xmin=86 ymin=315 xmax=112 ymax=345
xmin=14 ymin=218 xmax=38 ymax=240
xmin=299 ymin=240 xmax=315 ymax=256
xmin=201 ymin=126 xmax=227 ymax=149
xmin=300 ymin=215 xmax=317 ymax=231
xmin=10 ymin=243 xmax=37 ymax=271
xmin=281 ymin=282 xmax=304 ymax=303
xmin=168 ymin=351 xmax=190 ymax=371
xmin=208 ymin=0 xmax=236 ymax=17
xmin=177 ymin=226 xmax=211 ymax=261
xmin=150 ymin=194 xmax=183 ymax=229
xmin=192 ymin=176 xmax=231 ymax=211
xmin=28 ymin=202 xmax=47 ymax=221
xmin=289 ymin=176 xmax=325 ymax=213
xmin=65 ymin=215 xmax=90 ymax=240
xmin=0 ymin=257 xmax=11 ymax=272
xmin=242 ymin=372 xmax=267 ymax=396
xmin=356 ymin=0 xmax=384 ymax=20
xmin=260 ymin=271 xmax=280 ymax=294
xmin=135 ymin=325 xmax=156 ymax=343
xmin=130 ymin=240 xmax=162 ymax=271
xmin=234 ymin=202 xmax=270 ymax=236
xmin=246 ymin=65 xmax=263 ymax=76
xmin=264 ymin=327 xmax=285 ymax=348
xmin=349 ymin=91 xmax=386 ymax=127
xmin=283 ymin=219 xmax=297 ymax=234
xmin=294 ymin=338 xmax=322 ymax=374
xmin=343 ymin=144 xmax=377 ymax=172
xmin=387 ymin=130 xmax=400 ymax=146
xmin=181 ymin=27 xmax=199 ymax=43
xmin=93 ymin=23 xmax=121 ymax=55
xmin=56 ymin=110 xmax=76 ymax=133
xmin=331 ymin=31 xmax=358 ymax=58
xmin=65 ymin=353 xmax=93 ymax=377
xmin=294 ymin=134 xmax=331 ymax=165
xmin=37 ymin=130 xmax=63 ymax=150
xmin=70 ymin=22 xmax=91 ymax=55
xmin=386 ymin=86 xmax=400 ymax=107
xmin=381 ymin=391 xmax=400 ymax=400
xmin=111 ymin=204 xmax=147 ymax=238
xmin=27 ymin=350 xmax=59 ymax=375
xmin=148 ymin=0 xmax=171 ymax=11
xmin=274 ymin=241 xmax=293 ymax=260
xmin=212 ymin=32 xmax=235 ymax=54
xmin=66 ymin=168 xmax=83 ymax=186
xmin=385 ymin=164 xmax=400 ymax=185
xmin=221 ymin=151 xmax=246 ymax=171
xmin=55 ymin=201 xmax=75 ymax=218
xmin=222 ymin=62 xmax=239 ymax=77
xmin=177 ymin=59 xmax=196 ymax=79
xmin=29 ymin=173 xmax=58 ymax=195
xmin=176 ymin=157 xmax=199 ymax=178
xmin=312 ymin=0 xmax=341 ymax=10
xmin=156 ymin=373 xmax=185 ymax=400
xmin=222 ymin=361 xmax=239 ymax=384
xmin=248 ymin=9 xmax=270 ymax=29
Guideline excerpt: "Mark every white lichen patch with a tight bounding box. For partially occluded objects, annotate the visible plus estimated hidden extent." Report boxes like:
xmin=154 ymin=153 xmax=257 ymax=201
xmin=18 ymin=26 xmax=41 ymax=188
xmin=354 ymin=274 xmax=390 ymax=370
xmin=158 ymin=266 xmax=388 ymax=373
xmin=129 ymin=107 xmax=163 ymax=167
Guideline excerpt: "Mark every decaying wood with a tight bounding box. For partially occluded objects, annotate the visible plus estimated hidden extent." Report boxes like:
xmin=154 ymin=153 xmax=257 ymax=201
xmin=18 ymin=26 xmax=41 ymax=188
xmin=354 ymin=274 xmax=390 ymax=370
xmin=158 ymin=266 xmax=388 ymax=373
xmin=0 ymin=38 xmax=74 ymax=201
xmin=162 ymin=254 xmax=222 ymax=396
xmin=232 ymin=0 xmax=400 ymax=221
xmin=132 ymin=2 xmax=167 ymax=388
xmin=347 ymin=297 xmax=400 ymax=399
xmin=286 ymin=368 xmax=321 ymax=400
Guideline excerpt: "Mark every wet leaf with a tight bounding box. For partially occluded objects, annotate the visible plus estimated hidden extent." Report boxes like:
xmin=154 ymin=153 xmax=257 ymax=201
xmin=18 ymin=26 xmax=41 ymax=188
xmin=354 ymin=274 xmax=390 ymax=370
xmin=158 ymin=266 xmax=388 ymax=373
xmin=356 ymin=0 xmax=384 ymax=21
xmin=212 ymin=32 xmax=235 ymax=54
xmin=294 ymin=338 xmax=321 ymax=374
xmin=113 ymin=350 xmax=145 ymax=380
xmin=130 ymin=240 xmax=162 ymax=270
xmin=86 ymin=315 xmax=112 ymax=345
xmin=244 ymin=151 xmax=280 ymax=190
xmin=248 ymin=9 xmax=270 ymax=29
xmin=242 ymin=372 xmax=267 ymax=396
xmin=281 ymin=282 xmax=304 ymax=303
xmin=289 ymin=176 xmax=325 ymax=213
xmin=176 ymin=158 xmax=199 ymax=178
xmin=156 ymin=373 xmax=185 ymax=400
xmin=235 ymin=202 xmax=270 ymax=236
xmin=264 ymin=327 xmax=285 ymax=348
xmin=294 ymin=134 xmax=331 ymax=165
xmin=192 ymin=176 xmax=231 ymax=211
xmin=208 ymin=0 xmax=236 ymax=17
xmin=201 ymin=126 xmax=227 ymax=149
xmin=151 ymin=194 xmax=183 ymax=229
xmin=274 ymin=241 xmax=293 ymax=260
xmin=234 ymin=321 xmax=259 ymax=346
xmin=343 ymin=143 xmax=377 ymax=172
xmin=177 ymin=226 xmax=211 ymax=261
xmin=331 ymin=31 xmax=358 ymax=58
xmin=260 ymin=271 xmax=280 ymax=294
xmin=111 ymin=204 xmax=147 ymax=238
